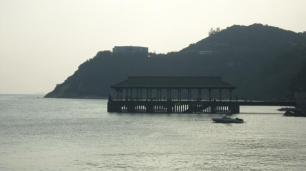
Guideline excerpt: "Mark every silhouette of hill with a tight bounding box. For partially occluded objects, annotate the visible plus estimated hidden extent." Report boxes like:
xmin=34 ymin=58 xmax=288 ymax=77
xmin=45 ymin=24 xmax=306 ymax=100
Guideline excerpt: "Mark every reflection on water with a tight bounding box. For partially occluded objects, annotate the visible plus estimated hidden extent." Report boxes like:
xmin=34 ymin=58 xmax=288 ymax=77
xmin=0 ymin=95 xmax=306 ymax=170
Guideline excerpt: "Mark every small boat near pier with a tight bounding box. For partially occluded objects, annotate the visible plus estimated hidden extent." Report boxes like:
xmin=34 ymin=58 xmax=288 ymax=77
xmin=212 ymin=116 xmax=244 ymax=124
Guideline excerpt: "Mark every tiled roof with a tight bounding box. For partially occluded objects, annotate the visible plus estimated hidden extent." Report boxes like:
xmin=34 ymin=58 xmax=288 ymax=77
xmin=111 ymin=76 xmax=235 ymax=89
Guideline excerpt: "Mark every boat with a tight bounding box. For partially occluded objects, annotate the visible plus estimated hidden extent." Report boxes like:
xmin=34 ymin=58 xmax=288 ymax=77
xmin=212 ymin=116 xmax=244 ymax=123
xmin=283 ymin=108 xmax=306 ymax=117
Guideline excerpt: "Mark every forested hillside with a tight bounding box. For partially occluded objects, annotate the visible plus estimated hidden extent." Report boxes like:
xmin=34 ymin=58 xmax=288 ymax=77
xmin=46 ymin=24 xmax=306 ymax=100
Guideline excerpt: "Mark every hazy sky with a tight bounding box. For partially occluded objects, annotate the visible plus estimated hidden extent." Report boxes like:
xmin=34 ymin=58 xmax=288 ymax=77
xmin=1 ymin=0 xmax=306 ymax=94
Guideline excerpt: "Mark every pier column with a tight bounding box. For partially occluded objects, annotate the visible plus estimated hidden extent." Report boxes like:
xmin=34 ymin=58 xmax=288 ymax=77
xmin=211 ymin=99 xmax=216 ymax=113
xmin=126 ymin=88 xmax=130 ymax=100
xmin=131 ymin=88 xmax=134 ymax=100
xmin=131 ymin=88 xmax=135 ymax=100
xmin=116 ymin=88 xmax=122 ymax=100
xmin=166 ymin=101 xmax=172 ymax=113
xmin=120 ymin=89 xmax=123 ymax=100
xmin=146 ymin=103 xmax=153 ymax=113
xmin=197 ymin=88 xmax=202 ymax=101
xmin=135 ymin=88 xmax=139 ymax=100
xmin=114 ymin=88 xmax=118 ymax=100
xmin=149 ymin=88 xmax=152 ymax=100
xmin=146 ymin=88 xmax=149 ymax=101
xmin=140 ymin=88 xmax=143 ymax=100
xmin=138 ymin=88 xmax=141 ymax=100
xmin=178 ymin=88 xmax=182 ymax=101
xmin=208 ymin=88 xmax=212 ymax=101
xmin=122 ymin=88 xmax=126 ymax=100
xmin=187 ymin=88 xmax=191 ymax=100
xmin=158 ymin=88 xmax=162 ymax=101
xmin=167 ymin=88 xmax=172 ymax=100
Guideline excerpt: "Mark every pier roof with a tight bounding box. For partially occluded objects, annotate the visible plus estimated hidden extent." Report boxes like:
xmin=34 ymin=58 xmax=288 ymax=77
xmin=111 ymin=76 xmax=235 ymax=89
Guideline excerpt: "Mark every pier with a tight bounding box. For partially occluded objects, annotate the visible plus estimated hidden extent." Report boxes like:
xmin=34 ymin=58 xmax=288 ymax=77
xmin=107 ymin=76 xmax=239 ymax=114
xmin=238 ymin=100 xmax=296 ymax=106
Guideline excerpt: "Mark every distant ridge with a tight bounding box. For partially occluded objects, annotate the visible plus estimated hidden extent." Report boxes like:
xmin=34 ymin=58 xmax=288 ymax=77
xmin=45 ymin=24 xmax=306 ymax=100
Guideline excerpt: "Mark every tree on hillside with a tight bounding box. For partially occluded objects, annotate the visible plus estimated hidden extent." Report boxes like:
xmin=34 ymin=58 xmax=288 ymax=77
xmin=209 ymin=27 xmax=221 ymax=36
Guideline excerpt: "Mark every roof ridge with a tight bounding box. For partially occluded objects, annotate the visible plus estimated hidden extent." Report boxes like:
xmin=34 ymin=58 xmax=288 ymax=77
xmin=128 ymin=76 xmax=221 ymax=78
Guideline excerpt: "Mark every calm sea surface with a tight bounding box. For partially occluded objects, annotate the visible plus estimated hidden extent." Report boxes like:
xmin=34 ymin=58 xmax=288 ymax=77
xmin=0 ymin=94 xmax=306 ymax=171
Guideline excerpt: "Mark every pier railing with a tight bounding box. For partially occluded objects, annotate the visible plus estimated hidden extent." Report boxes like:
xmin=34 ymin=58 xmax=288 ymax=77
xmin=107 ymin=97 xmax=296 ymax=114
xmin=107 ymin=98 xmax=240 ymax=114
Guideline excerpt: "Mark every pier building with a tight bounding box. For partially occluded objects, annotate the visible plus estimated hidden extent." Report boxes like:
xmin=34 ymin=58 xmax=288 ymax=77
xmin=107 ymin=76 xmax=239 ymax=114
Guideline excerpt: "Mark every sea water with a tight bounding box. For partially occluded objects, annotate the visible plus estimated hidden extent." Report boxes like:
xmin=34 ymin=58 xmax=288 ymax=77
xmin=0 ymin=94 xmax=306 ymax=170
